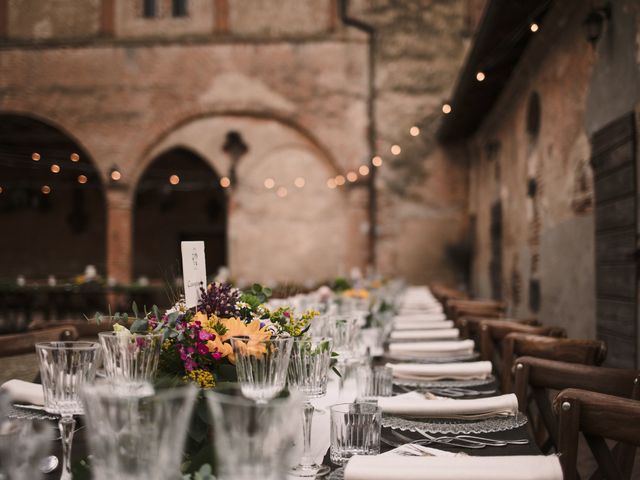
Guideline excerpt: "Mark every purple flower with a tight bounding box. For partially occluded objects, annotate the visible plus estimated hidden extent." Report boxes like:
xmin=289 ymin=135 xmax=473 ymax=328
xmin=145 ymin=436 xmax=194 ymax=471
xmin=212 ymin=352 xmax=222 ymax=360
xmin=198 ymin=330 xmax=213 ymax=341
xmin=197 ymin=343 xmax=209 ymax=355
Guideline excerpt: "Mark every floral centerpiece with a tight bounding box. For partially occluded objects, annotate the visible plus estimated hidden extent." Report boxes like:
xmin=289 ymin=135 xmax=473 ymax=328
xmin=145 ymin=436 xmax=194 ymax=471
xmin=114 ymin=282 xmax=318 ymax=389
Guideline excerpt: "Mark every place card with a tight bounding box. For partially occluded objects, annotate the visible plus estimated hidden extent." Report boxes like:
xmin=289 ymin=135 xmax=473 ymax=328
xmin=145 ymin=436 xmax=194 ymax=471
xmin=181 ymin=241 xmax=207 ymax=308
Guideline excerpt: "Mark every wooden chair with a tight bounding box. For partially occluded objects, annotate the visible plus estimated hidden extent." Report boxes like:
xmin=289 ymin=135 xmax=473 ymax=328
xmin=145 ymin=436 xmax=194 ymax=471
xmin=429 ymin=284 xmax=468 ymax=304
xmin=478 ymin=320 xmax=566 ymax=376
xmin=555 ymin=386 xmax=640 ymax=480
xmin=0 ymin=325 xmax=79 ymax=357
xmin=514 ymin=356 xmax=639 ymax=453
xmin=501 ymin=333 xmax=607 ymax=393
xmin=445 ymin=299 xmax=506 ymax=322
xmin=457 ymin=315 xmax=539 ymax=340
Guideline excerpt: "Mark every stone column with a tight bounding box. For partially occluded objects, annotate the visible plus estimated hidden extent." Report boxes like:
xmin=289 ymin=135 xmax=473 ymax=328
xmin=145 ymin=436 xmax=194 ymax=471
xmin=105 ymin=187 xmax=133 ymax=284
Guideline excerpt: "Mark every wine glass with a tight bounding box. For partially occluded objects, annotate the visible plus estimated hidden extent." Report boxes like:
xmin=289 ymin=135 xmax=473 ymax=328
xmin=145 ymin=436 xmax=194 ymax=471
xmin=287 ymin=336 xmax=333 ymax=477
xmin=99 ymin=331 xmax=162 ymax=394
xmin=81 ymin=382 xmax=197 ymax=480
xmin=230 ymin=336 xmax=293 ymax=403
xmin=206 ymin=385 xmax=302 ymax=480
xmin=36 ymin=341 xmax=101 ymax=480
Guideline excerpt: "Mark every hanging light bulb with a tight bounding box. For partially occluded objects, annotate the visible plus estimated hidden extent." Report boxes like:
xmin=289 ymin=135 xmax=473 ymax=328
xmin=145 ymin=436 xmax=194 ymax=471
xmin=442 ymin=103 xmax=452 ymax=114
xmin=70 ymin=153 xmax=80 ymax=162
xmin=41 ymin=185 xmax=51 ymax=194
xmin=409 ymin=126 xmax=420 ymax=136
xmin=77 ymin=175 xmax=88 ymax=184
xmin=169 ymin=174 xmax=180 ymax=185
xmin=372 ymin=156 xmax=383 ymax=167
xmin=264 ymin=178 xmax=275 ymax=189
xmin=32 ymin=152 xmax=40 ymax=161
xmin=276 ymin=187 xmax=288 ymax=198
xmin=50 ymin=164 xmax=61 ymax=174
xmin=294 ymin=177 xmax=305 ymax=188
xmin=327 ymin=178 xmax=337 ymax=189
xmin=391 ymin=145 xmax=401 ymax=155
xmin=359 ymin=165 xmax=370 ymax=176
xmin=220 ymin=177 xmax=231 ymax=188
xmin=335 ymin=175 xmax=346 ymax=186
xmin=476 ymin=71 xmax=486 ymax=82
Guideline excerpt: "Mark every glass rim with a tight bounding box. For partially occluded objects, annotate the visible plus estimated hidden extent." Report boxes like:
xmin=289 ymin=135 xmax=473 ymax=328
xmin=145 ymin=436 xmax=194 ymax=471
xmin=35 ymin=341 xmax=100 ymax=351
xmin=205 ymin=383 xmax=302 ymax=407
xmin=98 ymin=330 xmax=163 ymax=338
xmin=81 ymin=381 xmax=197 ymax=401
xmin=330 ymin=401 xmax=381 ymax=414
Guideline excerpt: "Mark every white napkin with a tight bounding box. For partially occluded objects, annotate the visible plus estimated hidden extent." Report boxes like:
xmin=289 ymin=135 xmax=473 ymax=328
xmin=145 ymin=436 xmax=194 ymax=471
xmin=0 ymin=380 xmax=44 ymax=406
xmin=398 ymin=305 xmax=443 ymax=315
xmin=393 ymin=320 xmax=454 ymax=331
xmin=386 ymin=361 xmax=492 ymax=381
xmin=388 ymin=339 xmax=474 ymax=358
xmin=377 ymin=392 xmax=518 ymax=419
xmin=394 ymin=313 xmax=447 ymax=323
xmin=344 ymin=455 xmax=563 ymax=480
xmin=389 ymin=329 xmax=459 ymax=342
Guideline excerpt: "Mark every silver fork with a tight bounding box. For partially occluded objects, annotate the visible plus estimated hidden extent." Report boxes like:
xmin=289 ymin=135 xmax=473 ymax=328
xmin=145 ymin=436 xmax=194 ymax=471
xmin=391 ymin=429 xmax=486 ymax=449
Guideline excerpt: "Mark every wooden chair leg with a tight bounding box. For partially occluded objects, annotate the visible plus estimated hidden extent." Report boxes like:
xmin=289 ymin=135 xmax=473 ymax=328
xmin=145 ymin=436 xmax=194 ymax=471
xmin=558 ymin=398 xmax=581 ymax=480
xmin=514 ymin=361 xmax=530 ymax=413
xmin=584 ymin=434 xmax=624 ymax=480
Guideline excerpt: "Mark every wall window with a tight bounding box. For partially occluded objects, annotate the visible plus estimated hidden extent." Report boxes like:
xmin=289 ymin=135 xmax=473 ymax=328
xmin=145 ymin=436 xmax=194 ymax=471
xmin=143 ymin=0 xmax=157 ymax=18
xmin=172 ymin=0 xmax=188 ymax=17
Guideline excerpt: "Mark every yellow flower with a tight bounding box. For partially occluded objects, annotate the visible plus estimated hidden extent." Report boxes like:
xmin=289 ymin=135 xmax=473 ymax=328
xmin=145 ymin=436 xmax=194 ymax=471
xmin=343 ymin=288 xmax=369 ymax=299
xmin=184 ymin=369 xmax=216 ymax=389
xmin=200 ymin=316 xmax=271 ymax=364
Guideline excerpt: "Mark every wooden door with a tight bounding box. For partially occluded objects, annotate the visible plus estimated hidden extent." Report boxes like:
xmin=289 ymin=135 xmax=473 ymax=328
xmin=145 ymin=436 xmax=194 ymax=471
xmin=591 ymin=112 xmax=638 ymax=368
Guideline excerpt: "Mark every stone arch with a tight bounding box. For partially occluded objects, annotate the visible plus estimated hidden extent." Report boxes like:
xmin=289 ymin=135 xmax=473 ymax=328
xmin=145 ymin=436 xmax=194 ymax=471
xmin=0 ymin=111 xmax=107 ymax=279
xmin=133 ymin=146 xmax=227 ymax=280
xmin=131 ymin=113 xmax=353 ymax=285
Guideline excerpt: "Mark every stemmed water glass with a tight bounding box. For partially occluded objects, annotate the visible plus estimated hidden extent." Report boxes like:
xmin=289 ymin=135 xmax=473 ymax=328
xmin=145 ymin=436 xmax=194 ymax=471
xmin=230 ymin=336 xmax=293 ymax=403
xmin=36 ymin=341 xmax=101 ymax=480
xmin=206 ymin=385 xmax=302 ymax=480
xmin=287 ymin=336 xmax=333 ymax=477
xmin=81 ymin=382 xmax=197 ymax=480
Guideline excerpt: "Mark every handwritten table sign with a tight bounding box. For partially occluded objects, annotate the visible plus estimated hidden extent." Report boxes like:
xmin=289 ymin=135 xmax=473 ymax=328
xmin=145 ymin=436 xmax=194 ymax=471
xmin=181 ymin=241 xmax=207 ymax=308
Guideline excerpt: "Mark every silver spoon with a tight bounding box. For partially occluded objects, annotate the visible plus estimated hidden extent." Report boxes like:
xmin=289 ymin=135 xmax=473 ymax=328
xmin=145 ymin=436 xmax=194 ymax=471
xmin=40 ymin=455 xmax=59 ymax=474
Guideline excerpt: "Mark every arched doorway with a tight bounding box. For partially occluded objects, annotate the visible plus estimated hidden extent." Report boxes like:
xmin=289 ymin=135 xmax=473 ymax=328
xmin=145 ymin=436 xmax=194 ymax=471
xmin=133 ymin=147 xmax=227 ymax=281
xmin=0 ymin=113 xmax=106 ymax=280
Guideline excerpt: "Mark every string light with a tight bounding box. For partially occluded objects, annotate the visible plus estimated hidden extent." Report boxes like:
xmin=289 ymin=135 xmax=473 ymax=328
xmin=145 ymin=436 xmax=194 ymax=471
xmin=77 ymin=175 xmax=87 ymax=184
xmin=0 ymin=186 xmax=3 ymax=194
xmin=359 ymin=165 xmax=370 ymax=176
xmin=327 ymin=178 xmax=337 ymax=189
xmin=335 ymin=175 xmax=346 ymax=186
xmin=264 ymin=178 xmax=275 ymax=189
xmin=70 ymin=153 xmax=80 ymax=162
xmin=50 ymin=164 xmax=61 ymax=174
xmin=31 ymin=152 xmax=40 ymax=161
xmin=110 ymin=169 xmax=122 ymax=181
xmin=169 ymin=174 xmax=180 ymax=185
xmin=476 ymin=71 xmax=486 ymax=82
xmin=391 ymin=145 xmax=401 ymax=155
xmin=41 ymin=185 xmax=51 ymax=194
xmin=530 ymin=23 xmax=539 ymax=32
xmin=294 ymin=177 xmax=305 ymax=188
xmin=442 ymin=103 xmax=452 ymax=114
xmin=346 ymin=171 xmax=358 ymax=182
xmin=276 ymin=186 xmax=288 ymax=198
xmin=409 ymin=126 xmax=420 ymax=136
xmin=372 ymin=156 xmax=383 ymax=167
xmin=220 ymin=177 xmax=231 ymax=188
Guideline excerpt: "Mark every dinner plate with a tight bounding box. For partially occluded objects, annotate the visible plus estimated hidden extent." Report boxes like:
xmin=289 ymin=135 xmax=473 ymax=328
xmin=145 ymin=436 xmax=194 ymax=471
xmin=382 ymin=412 xmax=528 ymax=435
xmin=384 ymin=352 xmax=479 ymax=363
xmin=393 ymin=374 xmax=496 ymax=389
xmin=7 ymin=405 xmax=58 ymax=421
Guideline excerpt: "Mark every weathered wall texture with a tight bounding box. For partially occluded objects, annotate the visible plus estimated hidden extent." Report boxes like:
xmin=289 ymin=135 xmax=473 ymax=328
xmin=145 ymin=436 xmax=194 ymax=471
xmin=348 ymin=0 xmax=473 ymax=286
xmin=0 ymin=0 xmax=474 ymax=286
xmin=468 ymin=1 xmax=599 ymax=338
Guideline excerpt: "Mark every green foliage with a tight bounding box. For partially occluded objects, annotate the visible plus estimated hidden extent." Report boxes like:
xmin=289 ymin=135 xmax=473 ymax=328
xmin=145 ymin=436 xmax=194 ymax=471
xmin=240 ymin=283 xmax=273 ymax=309
xmin=333 ymin=277 xmax=351 ymax=292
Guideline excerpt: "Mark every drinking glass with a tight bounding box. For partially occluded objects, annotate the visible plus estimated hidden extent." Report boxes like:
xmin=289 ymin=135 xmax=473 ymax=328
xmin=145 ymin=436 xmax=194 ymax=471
xmin=287 ymin=336 xmax=333 ymax=477
xmin=330 ymin=402 xmax=381 ymax=465
xmin=36 ymin=341 xmax=101 ymax=480
xmin=206 ymin=385 xmax=302 ymax=480
xmin=356 ymin=365 xmax=393 ymax=401
xmin=81 ymin=382 xmax=197 ymax=480
xmin=99 ymin=331 xmax=163 ymax=387
xmin=230 ymin=336 xmax=293 ymax=403
xmin=0 ymin=419 xmax=53 ymax=480
xmin=333 ymin=316 xmax=359 ymax=359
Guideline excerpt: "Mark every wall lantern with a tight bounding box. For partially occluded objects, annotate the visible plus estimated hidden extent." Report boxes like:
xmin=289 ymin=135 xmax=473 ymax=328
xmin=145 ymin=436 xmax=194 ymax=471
xmin=583 ymin=2 xmax=611 ymax=45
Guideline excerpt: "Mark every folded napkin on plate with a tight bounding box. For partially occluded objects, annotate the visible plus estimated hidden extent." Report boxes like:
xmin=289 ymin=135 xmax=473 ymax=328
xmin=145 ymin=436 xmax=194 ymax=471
xmin=0 ymin=379 xmax=44 ymax=406
xmin=344 ymin=455 xmax=563 ymax=480
xmin=388 ymin=339 xmax=474 ymax=358
xmin=377 ymin=392 xmax=518 ymax=419
xmin=386 ymin=361 xmax=492 ymax=381
xmin=389 ymin=329 xmax=459 ymax=342
xmin=393 ymin=320 xmax=454 ymax=331
xmin=394 ymin=313 xmax=447 ymax=323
